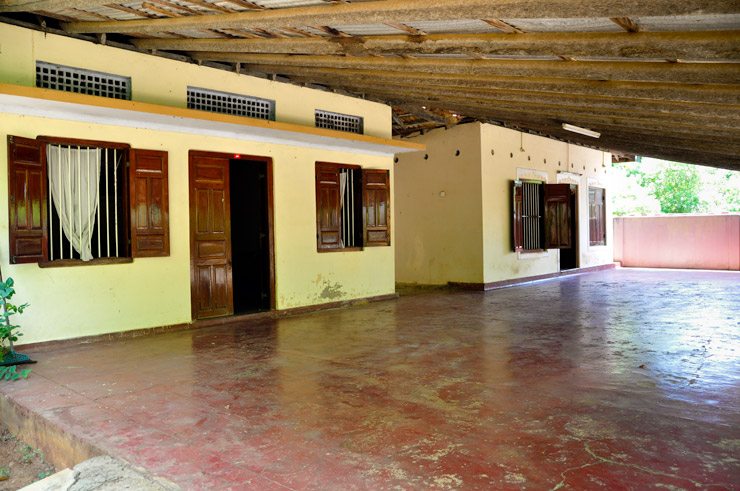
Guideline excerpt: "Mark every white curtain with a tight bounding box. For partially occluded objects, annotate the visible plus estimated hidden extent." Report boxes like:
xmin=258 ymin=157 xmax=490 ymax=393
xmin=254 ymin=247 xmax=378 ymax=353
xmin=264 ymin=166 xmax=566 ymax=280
xmin=47 ymin=145 xmax=102 ymax=261
xmin=339 ymin=171 xmax=347 ymax=247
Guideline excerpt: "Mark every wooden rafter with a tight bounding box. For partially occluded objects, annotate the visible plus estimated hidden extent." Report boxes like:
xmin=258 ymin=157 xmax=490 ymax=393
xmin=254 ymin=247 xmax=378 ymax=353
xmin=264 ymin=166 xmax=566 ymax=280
xmin=132 ymin=31 xmax=740 ymax=61
xmin=56 ymin=0 xmax=740 ymax=34
xmin=189 ymin=53 xmax=740 ymax=85
xmin=611 ymin=17 xmax=640 ymax=33
xmin=1 ymin=0 xmax=738 ymax=169
xmin=231 ymin=65 xmax=740 ymax=105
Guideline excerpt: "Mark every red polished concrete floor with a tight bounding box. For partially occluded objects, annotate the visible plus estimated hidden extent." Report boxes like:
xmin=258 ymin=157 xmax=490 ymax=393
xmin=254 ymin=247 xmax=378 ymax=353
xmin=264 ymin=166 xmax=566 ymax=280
xmin=2 ymin=269 xmax=739 ymax=489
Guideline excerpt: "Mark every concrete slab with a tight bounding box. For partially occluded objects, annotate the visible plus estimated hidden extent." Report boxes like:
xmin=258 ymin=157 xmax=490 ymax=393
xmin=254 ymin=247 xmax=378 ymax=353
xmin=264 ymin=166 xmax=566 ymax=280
xmin=19 ymin=456 xmax=179 ymax=491
xmin=2 ymin=269 xmax=739 ymax=489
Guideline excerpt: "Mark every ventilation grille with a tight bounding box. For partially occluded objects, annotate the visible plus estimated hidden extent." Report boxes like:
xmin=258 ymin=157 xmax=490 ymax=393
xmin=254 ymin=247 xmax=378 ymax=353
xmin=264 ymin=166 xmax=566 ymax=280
xmin=36 ymin=62 xmax=131 ymax=100
xmin=315 ymin=110 xmax=364 ymax=134
xmin=187 ymin=87 xmax=275 ymax=120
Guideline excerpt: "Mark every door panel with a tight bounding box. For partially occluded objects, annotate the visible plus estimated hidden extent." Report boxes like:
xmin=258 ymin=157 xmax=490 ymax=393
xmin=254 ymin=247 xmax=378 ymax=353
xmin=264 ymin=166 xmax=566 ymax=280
xmin=543 ymin=184 xmax=573 ymax=249
xmin=190 ymin=153 xmax=233 ymax=319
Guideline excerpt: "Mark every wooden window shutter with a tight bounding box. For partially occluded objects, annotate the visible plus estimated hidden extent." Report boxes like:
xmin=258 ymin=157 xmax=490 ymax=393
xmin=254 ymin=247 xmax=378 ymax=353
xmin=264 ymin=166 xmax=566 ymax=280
xmin=363 ymin=169 xmax=390 ymax=246
xmin=543 ymin=183 xmax=573 ymax=249
xmin=7 ymin=136 xmax=48 ymax=264
xmin=589 ymin=187 xmax=606 ymax=246
xmin=316 ymin=163 xmax=341 ymax=250
xmin=129 ymin=149 xmax=169 ymax=257
xmin=512 ymin=181 xmax=523 ymax=252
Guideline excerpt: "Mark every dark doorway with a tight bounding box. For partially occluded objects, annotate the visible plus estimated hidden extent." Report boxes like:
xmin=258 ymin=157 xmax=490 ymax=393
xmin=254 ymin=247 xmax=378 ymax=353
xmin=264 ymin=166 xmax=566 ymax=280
xmin=559 ymin=187 xmax=578 ymax=271
xmin=229 ymin=158 xmax=271 ymax=313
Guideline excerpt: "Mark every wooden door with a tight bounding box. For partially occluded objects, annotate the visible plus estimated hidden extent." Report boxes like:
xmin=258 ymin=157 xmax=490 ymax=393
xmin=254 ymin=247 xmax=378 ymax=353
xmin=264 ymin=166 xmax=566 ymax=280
xmin=189 ymin=152 xmax=233 ymax=319
xmin=543 ymin=183 xmax=574 ymax=249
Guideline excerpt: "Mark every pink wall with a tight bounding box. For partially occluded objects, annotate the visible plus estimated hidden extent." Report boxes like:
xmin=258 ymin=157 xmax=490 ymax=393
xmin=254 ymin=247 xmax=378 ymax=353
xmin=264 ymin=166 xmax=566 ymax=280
xmin=614 ymin=215 xmax=740 ymax=271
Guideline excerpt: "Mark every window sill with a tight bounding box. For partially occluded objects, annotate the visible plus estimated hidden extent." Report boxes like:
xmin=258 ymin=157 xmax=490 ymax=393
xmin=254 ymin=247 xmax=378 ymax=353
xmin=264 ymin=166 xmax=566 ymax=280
xmin=317 ymin=247 xmax=363 ymax=253
xmin=38 ymin=257 xmax=133 ymax=268
xmin=589 ymin=243 xmax=607 ymax=247
xmin=517 ymin=249 xmax=550 ymax=259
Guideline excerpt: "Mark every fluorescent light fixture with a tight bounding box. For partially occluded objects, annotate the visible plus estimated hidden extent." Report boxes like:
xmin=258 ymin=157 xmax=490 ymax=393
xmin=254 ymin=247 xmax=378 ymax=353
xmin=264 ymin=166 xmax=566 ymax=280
xmin=562 ymin=123 xmax=600 ymax=139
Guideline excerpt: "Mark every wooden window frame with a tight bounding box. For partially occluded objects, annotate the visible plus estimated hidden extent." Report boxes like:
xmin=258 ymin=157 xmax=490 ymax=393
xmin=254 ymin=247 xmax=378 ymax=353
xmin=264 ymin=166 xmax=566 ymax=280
xmin=589 ymin=187 xmax=607 ymax=246
xmin=512 ymin=180 xmax=574 ymax=253
xmin=7 ymin=135 xmax=169 ymax=266
xmin=315 ymin=162 xmax=390 ymax=252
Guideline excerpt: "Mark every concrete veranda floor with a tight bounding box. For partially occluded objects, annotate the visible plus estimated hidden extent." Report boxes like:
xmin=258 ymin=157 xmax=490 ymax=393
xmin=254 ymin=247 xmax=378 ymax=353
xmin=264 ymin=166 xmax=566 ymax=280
xmin=2 ymin=268 xmax=739 ymax=490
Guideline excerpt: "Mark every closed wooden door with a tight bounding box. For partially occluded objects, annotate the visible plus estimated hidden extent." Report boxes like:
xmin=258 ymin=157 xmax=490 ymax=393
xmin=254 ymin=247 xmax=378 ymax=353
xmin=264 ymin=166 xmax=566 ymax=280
xmin=189 ymin=152 xmax=233 ymax=319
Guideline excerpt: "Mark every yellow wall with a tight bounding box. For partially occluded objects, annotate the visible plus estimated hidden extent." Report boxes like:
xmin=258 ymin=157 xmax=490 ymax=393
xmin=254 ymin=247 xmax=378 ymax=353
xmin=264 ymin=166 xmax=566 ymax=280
xmin=395 ymin=123 xmax=613 ymax=286
xmin=0 ymin=24 xmax=395 ymax=345
xmin=394 ymin=125 xmax=484 ymax=284
xmin=0 ymin=23 xmax=390 ymax=137
xmin=480 ymin=124 xmax=613 ymax=283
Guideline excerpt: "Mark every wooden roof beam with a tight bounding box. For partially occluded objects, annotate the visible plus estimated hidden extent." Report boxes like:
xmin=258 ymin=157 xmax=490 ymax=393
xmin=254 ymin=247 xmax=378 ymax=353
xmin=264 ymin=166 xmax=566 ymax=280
xmin=300 ymin=83 xmax=740 ymax=126
xmin=224 ymin=64 xmax=740 ymax=105
xmin=191 ymin=53 xmax=740 ymax=85
xmin=57 ymin=0 xmax=740 ymax=34
xmin=330 ymin=89 xmax=740 ymax=136
xmin=134 ymin=30 xmax=740 ymax=61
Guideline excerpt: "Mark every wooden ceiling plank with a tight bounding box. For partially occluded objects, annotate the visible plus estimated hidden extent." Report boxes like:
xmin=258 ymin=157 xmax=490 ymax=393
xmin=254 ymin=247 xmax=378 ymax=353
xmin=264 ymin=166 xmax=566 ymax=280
xmin=56 ymin=1 xmax=740 ymax=34
xmin=133 ymin=30 xmax=740 ymax=61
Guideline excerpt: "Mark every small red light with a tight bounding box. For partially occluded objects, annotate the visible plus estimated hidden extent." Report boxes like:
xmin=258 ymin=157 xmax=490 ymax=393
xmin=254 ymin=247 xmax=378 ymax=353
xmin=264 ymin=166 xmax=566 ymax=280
xmin=233 ymin=154 xmax=241 ymax=159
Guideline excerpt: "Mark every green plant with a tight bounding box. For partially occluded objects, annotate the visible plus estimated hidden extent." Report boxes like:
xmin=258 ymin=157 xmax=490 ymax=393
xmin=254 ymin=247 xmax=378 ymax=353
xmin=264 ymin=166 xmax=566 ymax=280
xmin=20 ymin=444 xmax=40 ymax=464
xmin=0 ymin=365 xmax=30 ymax=381
xmin=0 ymin=276 xmax=29 ymax=358
xmin=0 ymin=466 xmax=9 ymax=481
xmin=37 ymin=470 xmax=53 ymax=480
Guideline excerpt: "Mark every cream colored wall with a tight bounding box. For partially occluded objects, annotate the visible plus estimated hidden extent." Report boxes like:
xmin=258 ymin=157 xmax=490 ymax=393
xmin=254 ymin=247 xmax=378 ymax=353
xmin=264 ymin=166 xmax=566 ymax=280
xmin=394 ymin=122 xmax=613 ymax=286
xmin=0 ymin=24 xmax=395 ymax=345
xmin=394 ymin=124 xmax=484 ymax=285
xmin=0 ymin=23 xmax=390 ymax=137
xmin=480 ymin=124 xmax=613 ymax=283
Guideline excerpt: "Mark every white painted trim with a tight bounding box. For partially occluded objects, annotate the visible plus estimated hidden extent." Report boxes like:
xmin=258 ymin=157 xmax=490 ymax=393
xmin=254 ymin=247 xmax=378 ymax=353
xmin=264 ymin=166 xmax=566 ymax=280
xmin=557 ymin=172 xmax=582 ymax=185
xmin=0 ymin=86 xmax=423 ymax=157
xmin=516 ymin=167 xmax=548 ymax=183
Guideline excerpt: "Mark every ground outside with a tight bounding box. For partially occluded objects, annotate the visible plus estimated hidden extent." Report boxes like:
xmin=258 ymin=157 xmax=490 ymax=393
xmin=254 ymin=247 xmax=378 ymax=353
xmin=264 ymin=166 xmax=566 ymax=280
xmin=1 ymin=269 xmax=738 ymax=490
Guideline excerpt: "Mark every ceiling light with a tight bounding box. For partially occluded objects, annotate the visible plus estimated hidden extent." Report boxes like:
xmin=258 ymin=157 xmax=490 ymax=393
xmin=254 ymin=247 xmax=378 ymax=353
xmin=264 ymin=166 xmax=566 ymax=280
xmin=562 ymin=123 xmax=600 ymax=139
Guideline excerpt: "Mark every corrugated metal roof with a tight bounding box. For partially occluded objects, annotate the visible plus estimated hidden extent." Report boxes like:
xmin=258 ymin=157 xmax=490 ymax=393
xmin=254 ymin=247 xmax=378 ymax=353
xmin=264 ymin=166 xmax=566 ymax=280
xmin=404 ymin=19 xmax=501 ymax=34
xmin=331 ymin=24 xmax=406 ymax=36
xmin=502 ymin=18 xmax=624 ymax=33
xmin=633 ymin=14 xmax=740 ymax=31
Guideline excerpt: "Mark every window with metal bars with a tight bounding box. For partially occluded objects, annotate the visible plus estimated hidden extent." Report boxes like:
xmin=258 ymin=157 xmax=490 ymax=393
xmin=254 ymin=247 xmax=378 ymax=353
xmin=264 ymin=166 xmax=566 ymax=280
xmin=187 ymin=87 xmax=275 ymax=120
xmin=7 ymin=135 xmax=170 ymax=265
xmin=315 ymin=110 xmax=364 ymax=134
xmin=35 ymin=61 xmax=131 ymax=100
xmin=512 ymin=180 xmax=543 ymax=252
xmin=513 ymin=180 xmax=575 ymax=252
xmin=45 ymin=144 xmax=128 ymax=261
xmin=521 ymin=181 xmax=543 ymax=251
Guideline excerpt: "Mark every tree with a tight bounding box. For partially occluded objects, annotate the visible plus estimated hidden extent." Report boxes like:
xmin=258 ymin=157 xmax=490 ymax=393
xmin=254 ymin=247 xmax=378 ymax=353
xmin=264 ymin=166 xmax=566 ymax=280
xmin=644 ymin=163 xmax=701 ymax=214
